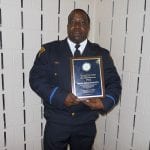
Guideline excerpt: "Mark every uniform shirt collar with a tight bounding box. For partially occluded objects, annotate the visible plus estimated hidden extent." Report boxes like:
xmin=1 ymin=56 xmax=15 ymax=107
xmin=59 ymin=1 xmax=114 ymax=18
xmin=67 ymin=38 xmax=87 ymax=55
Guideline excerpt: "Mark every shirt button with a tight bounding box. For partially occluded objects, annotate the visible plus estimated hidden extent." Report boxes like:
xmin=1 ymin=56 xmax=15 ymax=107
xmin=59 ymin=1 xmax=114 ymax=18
xmin=71 ymin=112 xmax=75 ymax=116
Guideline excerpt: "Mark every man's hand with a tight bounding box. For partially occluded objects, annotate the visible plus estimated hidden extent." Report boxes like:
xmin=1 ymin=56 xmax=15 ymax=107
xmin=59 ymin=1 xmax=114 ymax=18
xmin=82 ymin=98 xmax=104 ymax=110
xmin=64 ymin=93 xmax=80 ymax=107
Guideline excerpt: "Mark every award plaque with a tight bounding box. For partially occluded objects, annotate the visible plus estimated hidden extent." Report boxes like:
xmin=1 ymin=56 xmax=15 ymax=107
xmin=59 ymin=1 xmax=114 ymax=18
xmin=71 ymin=57 xmax=105 ymax=99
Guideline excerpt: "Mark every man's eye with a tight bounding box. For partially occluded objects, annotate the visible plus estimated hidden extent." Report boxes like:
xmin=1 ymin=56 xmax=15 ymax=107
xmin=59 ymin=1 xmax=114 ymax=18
xmin=70 ymin=20 xmax=75 ymax=24
xmin=81 ymin=21 xmax=86 ymax=25
xmin=69 ymin=21 xmax=87 ymax=26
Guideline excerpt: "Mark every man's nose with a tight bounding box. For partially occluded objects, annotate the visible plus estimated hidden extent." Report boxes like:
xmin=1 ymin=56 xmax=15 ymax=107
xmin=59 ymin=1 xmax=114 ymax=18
xmin=74 ymin=22 xmax=81 ymax=28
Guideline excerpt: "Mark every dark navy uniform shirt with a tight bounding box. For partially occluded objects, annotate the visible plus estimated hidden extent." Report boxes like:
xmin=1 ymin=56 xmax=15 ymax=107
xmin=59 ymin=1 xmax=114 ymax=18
xmin=29 ymin=38 xmax=121 ymax=125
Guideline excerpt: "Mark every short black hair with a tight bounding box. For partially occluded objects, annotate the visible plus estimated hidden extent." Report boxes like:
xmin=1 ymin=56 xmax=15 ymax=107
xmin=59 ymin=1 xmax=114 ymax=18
xmin=68 ymin=9 xmax=90 ymax=24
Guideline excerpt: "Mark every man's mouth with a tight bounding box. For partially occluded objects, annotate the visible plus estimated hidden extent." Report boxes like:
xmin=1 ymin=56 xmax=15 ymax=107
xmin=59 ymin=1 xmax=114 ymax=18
xmin=73 ymin=32 xmax=81 ymax=36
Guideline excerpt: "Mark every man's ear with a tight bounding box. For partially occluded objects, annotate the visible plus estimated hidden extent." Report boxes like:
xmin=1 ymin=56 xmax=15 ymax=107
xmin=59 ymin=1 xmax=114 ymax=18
xmin=67 ymin=24 xmax=69 ymax=32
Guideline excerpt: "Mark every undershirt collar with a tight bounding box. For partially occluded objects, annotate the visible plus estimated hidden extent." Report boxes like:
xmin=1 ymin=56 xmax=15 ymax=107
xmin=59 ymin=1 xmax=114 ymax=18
xmin=67 ymin=38 xmax=87 ymax=55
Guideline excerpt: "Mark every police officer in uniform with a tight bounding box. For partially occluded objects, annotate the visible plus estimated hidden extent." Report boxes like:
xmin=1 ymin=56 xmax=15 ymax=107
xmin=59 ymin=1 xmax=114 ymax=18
xmin=29 ymin=9 xmax=121 ymax=150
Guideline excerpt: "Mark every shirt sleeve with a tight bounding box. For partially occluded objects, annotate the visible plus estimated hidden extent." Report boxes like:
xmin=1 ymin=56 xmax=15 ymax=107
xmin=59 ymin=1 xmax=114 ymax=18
xmin=29 ymin=47 xmax=68 ymax=109
xmin=101 ymin=49 xmax=122 ymax=112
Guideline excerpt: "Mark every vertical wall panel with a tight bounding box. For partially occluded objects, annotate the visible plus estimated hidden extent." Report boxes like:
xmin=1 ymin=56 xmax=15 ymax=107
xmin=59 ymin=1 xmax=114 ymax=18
xmin=6 ymin=127 xmax=24 ymax=150
xmin=110 ymin=0 xmax=127 ymax=71
xmin=124 ymin=0 xmax=144 ymax=73
xmin=24 ymin=11 xmax=41 ymax=30
xmin=23 ymin=0 xmax=41 ymax=11
xmin=1 ymin=0 xmax=20 ymax=7
xmin=133 ymin=74 xmax=150 ymax=150
xmin=94 ymin=0 xmax=113 ymax=50
xmin=104 ymin=117 xmax=118 ymax=150
xmin=24 ymin=31 xmax=41 ymax=51
xmin=2 ymin=30 xmax=22 ymax=49
xmin=2 ymin=6 xmax=21 ymax=29
xmin=94 ymin=116 xmax=107 ymax=150
xmin=121 ymin=73 xmax=138 ymax=111
xmin=141 ymin=2 xmax=150 ymax=75
xmin=43 ymin=0 xmax=58 ymax=42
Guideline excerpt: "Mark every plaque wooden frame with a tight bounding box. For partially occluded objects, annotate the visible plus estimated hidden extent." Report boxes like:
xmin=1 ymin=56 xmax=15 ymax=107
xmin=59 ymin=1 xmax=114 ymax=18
xmin=70 ymin=56 xmax=105 ymax=100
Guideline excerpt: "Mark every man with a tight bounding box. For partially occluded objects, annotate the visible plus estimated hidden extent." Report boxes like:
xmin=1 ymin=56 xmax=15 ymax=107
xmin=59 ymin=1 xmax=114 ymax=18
xmin=29 ymin=9 xmax=121 ymax=150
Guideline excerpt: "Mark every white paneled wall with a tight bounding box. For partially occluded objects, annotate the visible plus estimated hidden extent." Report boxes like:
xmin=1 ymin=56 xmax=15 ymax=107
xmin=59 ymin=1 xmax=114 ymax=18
xmin=0 ymin=0 xmax=150 ymax=150
xmin=93 ymin=0 xmax=150 ymax=150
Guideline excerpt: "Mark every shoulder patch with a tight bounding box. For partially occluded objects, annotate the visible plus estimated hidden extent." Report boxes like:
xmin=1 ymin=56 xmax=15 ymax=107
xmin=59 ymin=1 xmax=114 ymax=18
xmin=38 ymin=47 xmax=46 ymax=57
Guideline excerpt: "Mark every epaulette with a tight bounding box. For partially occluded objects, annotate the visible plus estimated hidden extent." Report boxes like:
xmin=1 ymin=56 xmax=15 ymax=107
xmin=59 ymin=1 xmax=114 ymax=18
xmin=38 ymin=47 xmax=46 ymax=57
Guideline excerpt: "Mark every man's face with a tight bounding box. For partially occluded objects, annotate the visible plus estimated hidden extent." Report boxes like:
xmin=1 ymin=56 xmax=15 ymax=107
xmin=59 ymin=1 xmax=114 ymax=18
xmin=67 ymin=10 xmax=90 ymax=44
